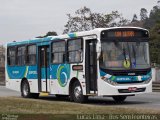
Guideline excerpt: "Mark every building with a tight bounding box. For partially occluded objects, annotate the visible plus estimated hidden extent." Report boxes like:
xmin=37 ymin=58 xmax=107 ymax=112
xmin=0 ymin=46 xmax=5 ymax=67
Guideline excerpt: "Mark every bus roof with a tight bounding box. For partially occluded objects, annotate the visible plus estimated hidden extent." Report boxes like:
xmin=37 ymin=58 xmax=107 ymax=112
xmin=7 ymin=27 xmax=148 ymax=46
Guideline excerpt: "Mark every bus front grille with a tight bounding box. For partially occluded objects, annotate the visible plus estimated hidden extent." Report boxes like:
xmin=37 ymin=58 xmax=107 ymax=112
xmin=118 ymin=87 xmax=146 ymax=93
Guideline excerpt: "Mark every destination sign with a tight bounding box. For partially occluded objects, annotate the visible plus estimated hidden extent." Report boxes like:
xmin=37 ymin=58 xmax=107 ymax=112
xmin=101 ymin=29 xmax=149 ymax=39
xmin=114 ymin=31 xmax=135 ymax=37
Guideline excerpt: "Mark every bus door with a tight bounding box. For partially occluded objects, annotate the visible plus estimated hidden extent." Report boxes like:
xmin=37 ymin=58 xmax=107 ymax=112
xmin=38 ymin=45 xmax=50 ymax=92
xmin=85 ymin=40 xmax=97 ymax=94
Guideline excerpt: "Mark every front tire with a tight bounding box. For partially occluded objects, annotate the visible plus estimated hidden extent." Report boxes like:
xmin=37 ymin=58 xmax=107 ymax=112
xmin=71 ymin=81 xmax=88 ymax=103
xmin=112 ymin=96 xmax=127 ymax=103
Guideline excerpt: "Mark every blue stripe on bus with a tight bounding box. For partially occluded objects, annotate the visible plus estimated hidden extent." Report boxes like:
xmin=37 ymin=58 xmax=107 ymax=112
xmin=100 ymin=69 xmax=151 ymax=82
xmin=7 ymin=65 xmax=27 ymax=79
xmin=7 ymin=37 xmax=53 ymax=46
xmin=26 ymin=66 xmax=38 ymax=79
xmin=68 ymin=33 xmax=77 ymax=38
xmin=7 ymin=64 xmax=71 ymax=82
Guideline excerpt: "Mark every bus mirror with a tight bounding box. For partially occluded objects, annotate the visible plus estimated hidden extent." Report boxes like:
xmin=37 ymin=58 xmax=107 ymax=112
xmin=96 ymin=42 xmax=101 ymax=59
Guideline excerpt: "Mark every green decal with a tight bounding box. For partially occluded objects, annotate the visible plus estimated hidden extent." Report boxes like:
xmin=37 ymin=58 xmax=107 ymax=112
xmin=123 ymin=60 xmax=130 ymax=69
xmin=57 ymin=66 xmax=65 ymax=87
xmin=110 ymin=76 xmax=116 ymax=81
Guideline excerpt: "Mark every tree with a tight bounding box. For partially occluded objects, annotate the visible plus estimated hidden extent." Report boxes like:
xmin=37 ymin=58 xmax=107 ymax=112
xmin=128 ymin=1 xmax=160 ymax=64
xmin=44 ymin=31 xmax=57 ymax=37
xmin=131 ymin=14 xmax=138 ymax=22
xmin=144 ymin=5 xmax=160 ymax=29
xmin=63 ymin=6 xmax=129 ymax=34
xmin=150 ymin=6 xmax=159 ymax=18
xmin=149 ymin=22 xmax=160 ymax=64
xmin=36 ymin=31 xmax=57 ymax=38
xmin=141 ymin=2 xmax=160 ymax=64
xmin=63 ymin=7 xmax=93 ymax=34
xmin=140 ymin=8 xmax=148 ymax=21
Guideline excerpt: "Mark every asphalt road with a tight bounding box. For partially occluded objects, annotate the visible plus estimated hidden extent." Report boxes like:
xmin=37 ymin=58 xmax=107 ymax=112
xmin=0 ymin=86 xmax=160 ymax=110
xmin=0 ymin=86 xmax=21 ymax=97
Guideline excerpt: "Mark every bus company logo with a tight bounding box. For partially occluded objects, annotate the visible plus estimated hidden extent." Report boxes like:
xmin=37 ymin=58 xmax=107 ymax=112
xmin=56 ymin=64 xmax=70 ymax=87
xmin=128 ymin=73 xmax=135 ymax=76
xmin=12 ymin=71 xmax=19 ymax=74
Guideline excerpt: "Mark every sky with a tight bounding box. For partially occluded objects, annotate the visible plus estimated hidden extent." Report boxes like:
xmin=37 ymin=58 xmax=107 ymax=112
xmin=0 ymin=0 xmax=158 ymax=45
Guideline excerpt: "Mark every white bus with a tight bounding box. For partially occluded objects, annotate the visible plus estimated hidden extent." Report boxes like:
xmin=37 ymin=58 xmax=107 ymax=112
xmin=6 ymin=27 xmax=152 ymax=103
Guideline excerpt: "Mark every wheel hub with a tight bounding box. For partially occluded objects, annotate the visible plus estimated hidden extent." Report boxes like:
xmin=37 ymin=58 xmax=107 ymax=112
xmin=74 ymin=86 xmax=82 ymax=99
xmin=23 ymin=83 xmax=29 ymax=96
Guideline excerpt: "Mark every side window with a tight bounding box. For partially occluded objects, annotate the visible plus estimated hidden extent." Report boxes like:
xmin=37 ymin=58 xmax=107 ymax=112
xmin=68 ymin=38 xmax=83 ymax=63
xmin=27 ymin=45 xmax=36 ymax=65
xmin=7 ymin=47 xmax=16 ymax=66
xmin=17 ymin=46 xmax=26 ymax=66
xmin=52 ymin=41 xmax=65 ymax=64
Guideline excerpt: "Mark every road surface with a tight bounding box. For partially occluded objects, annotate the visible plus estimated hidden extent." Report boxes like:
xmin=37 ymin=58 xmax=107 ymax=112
xmin=0 ymin=86 xmax=20 ymax=97
xmin=0 ymin=86 xmax=160 ymax=110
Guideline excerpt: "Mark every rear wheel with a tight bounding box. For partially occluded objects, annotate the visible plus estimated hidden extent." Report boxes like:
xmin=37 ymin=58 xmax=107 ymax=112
xmin=112 ymin=96 xmax=127 ymax=103
xmin=21 ymin=80 xmax=39 ymax=98
xmin=71 ymin=81 xmax=88 ymax=103
xmin=21 ymin=80 xmax=31 ymax=98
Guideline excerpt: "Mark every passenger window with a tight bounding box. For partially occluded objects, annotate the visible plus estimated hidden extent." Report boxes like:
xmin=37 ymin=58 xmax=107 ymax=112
xmin=52 ymin=41 xmax=65 ymax=64
xmin=27 ymin=45 xmax=36 ymax=65
xmin=17 ymin=46 xmax=26 ymax=66
xmin=7 ymin=47 xmax=16 ymax=66
xmin=68 ymin=39 xmax=83 ymax=63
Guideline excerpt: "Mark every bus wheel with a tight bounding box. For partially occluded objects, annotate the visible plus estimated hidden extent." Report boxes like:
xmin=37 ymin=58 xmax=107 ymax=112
xmin=72 ymin=81 xmax=87 ymax=103
xmin=112 ymin=96 xmax=127 ymax=103
xmin=21 ymin=80 xmax=31 ymax=98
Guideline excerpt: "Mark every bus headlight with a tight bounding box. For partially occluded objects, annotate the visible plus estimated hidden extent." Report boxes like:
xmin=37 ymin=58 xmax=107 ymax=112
xmin=143 ymin=77 xmax=152 ymax=84
xmin=102 ymin=78 xmax=117 ymax=86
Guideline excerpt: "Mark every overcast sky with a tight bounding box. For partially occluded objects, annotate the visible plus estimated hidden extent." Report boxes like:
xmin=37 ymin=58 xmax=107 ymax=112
xmin=0 ymin=0 xmax=158 ymax=45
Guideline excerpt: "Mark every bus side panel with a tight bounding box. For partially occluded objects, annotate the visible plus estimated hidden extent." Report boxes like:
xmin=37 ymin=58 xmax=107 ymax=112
xmin=6 ymin=78 xmax=39 ymax=93
xmin=26 ymin=66 xmax=39 ymax=93
xmin=49 ymin=64 xmax=86 ymax=95
xmin=49 ymin=64 xmax=70 ymax=95
xmin=27 ymin=79 xmax=39 ymax=93
xmin=6 ymin=79 xmax=21 ymax=92
xmin=6 ymin=65 xmax=39 ymax=93
xmin=5 ymin=66 xmax=27 ymax=92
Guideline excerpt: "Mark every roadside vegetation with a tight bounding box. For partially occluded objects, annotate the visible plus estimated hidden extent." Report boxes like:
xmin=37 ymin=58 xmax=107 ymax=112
xmin=0 ymin=96 xmax=160 ymax=120
xmin=0 ymin=97 xmax=159 ymax=114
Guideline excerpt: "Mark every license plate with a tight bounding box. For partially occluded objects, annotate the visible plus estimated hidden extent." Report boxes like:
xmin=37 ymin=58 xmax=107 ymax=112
xmin=128 ymin=87 xmax=137 ymax=92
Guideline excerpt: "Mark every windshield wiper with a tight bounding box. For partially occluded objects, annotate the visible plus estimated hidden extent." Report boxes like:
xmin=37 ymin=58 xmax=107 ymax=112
xmin=123 ymin=48 xmax=127 ymax=64
xmin=132 ymin=45 xmax=136 ymax=63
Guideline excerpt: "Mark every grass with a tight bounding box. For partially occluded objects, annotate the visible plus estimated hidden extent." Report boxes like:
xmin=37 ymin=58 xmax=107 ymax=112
xmin=0 ymin=96 xmax=160 ymax=114
xmin=0 ymin=97 xmax=160 ymax=120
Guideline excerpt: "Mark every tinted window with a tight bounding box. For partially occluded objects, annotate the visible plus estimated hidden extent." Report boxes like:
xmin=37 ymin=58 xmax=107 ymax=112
xmin=7 ymin=47 xmax=16 ymax=66
xmin=52 ymin=41 xmax=65 ymax=64
xmin=17 ymin=46 xmax=26 ymax=66
xmin=27 ymin=45 xmax=36 ymax=65
xmin=68 ymin=39 xmax=83 ymax=63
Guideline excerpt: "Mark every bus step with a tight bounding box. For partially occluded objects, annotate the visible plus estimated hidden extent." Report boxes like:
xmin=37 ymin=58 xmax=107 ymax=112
xmin=39 ymin=92 xmax=49 ymax=96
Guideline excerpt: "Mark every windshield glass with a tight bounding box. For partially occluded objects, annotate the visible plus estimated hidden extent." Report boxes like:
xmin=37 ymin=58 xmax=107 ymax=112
xmin=100 ymin=41 xmax=150 ymax=70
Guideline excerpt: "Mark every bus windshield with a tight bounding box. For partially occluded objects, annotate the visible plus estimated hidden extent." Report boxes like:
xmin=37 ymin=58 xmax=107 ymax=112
xmin=100 ymin=41 xmax=150 ymax=70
